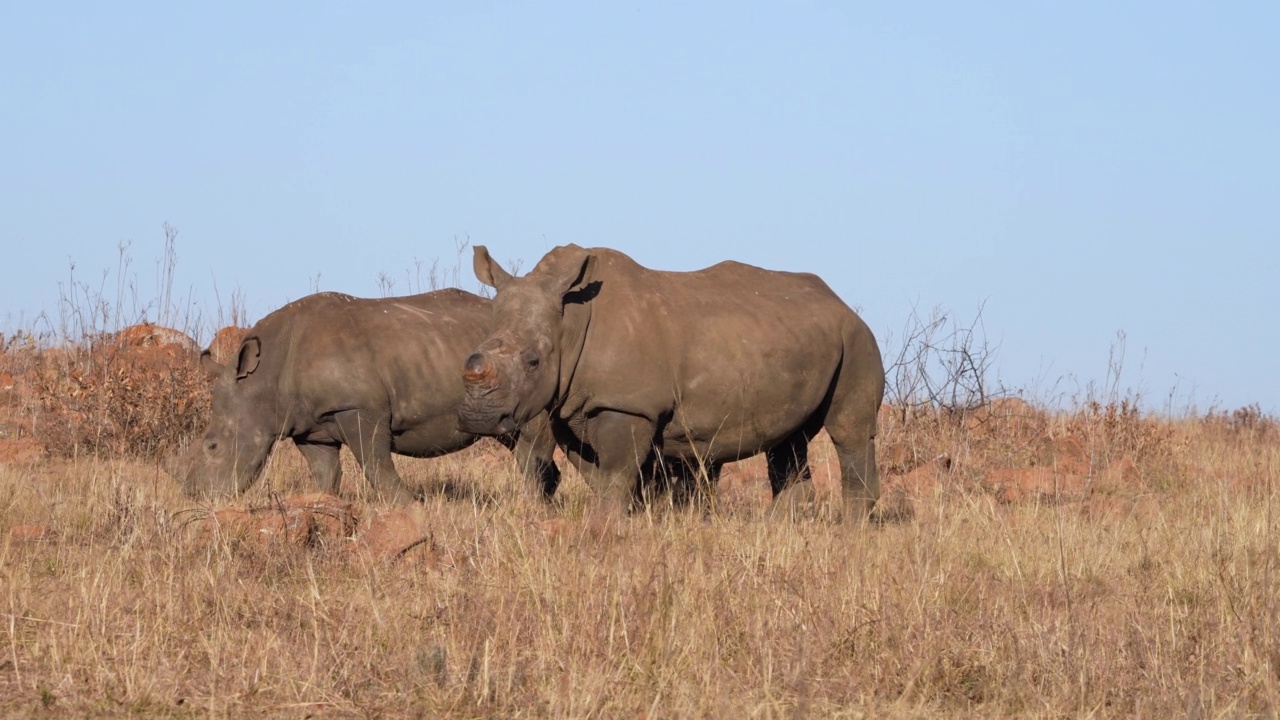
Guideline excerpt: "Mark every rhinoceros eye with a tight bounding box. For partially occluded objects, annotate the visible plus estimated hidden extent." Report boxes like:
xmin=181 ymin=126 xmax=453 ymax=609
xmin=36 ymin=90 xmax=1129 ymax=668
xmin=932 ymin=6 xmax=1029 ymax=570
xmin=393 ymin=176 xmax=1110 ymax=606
xmin=522 ymin=350 xmax=540 ymax=372
xmin=206 ymin=441 xmax=219 ymax=452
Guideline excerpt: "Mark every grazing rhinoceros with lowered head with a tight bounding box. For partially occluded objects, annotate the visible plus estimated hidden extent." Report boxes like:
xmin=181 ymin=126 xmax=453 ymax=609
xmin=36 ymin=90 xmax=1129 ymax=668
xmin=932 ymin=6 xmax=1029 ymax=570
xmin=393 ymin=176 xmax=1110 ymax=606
xmin=170 ymin=289 xmax=559 ymax=504
xmin=457 ymin=245 xmax=885 ymax=520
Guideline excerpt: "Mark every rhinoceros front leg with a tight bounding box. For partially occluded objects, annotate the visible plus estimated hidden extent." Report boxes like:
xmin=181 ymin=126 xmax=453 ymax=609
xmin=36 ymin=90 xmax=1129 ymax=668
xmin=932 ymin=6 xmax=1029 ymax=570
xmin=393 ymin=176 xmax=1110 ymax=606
xmin=511 ymin=411 xmax=561 ymax=501
xmin=294 ymin=440 xmax=342 ymax=495
xmin=582 ymin=410 xmax=654 ymax=517
xmin=332 ymin=409 xmax=418 ymax=505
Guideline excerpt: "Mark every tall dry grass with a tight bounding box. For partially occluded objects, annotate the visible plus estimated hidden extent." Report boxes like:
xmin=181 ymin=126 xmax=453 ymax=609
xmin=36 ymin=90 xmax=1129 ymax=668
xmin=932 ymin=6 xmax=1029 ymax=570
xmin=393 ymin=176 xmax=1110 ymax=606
xmin=2 ymin=243 xmax=1279 ymax=716
xmin=2 ymin=410 xmax=1279 ymax=717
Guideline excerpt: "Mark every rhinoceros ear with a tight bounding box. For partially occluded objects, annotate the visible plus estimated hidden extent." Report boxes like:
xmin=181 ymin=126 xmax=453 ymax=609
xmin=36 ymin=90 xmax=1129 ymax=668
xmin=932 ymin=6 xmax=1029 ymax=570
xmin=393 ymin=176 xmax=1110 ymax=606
xmin=199 ymin=349 xmax=226 ymax=378
xmin=551 ymin=244 xmax=595 ymax=297
xmin=235 ymin=337 xmax=261 ymax=380
xmin=473 ymin=245 xmax=514 ymax=290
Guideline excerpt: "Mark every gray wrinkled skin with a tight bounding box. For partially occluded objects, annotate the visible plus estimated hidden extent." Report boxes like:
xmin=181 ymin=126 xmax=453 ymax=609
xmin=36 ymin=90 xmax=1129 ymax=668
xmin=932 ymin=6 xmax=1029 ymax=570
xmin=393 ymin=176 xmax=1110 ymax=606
xmin=171 ymin=289 xmax=559 ymax=505
xmin=458 ymin=245 xmax=885 ymax=520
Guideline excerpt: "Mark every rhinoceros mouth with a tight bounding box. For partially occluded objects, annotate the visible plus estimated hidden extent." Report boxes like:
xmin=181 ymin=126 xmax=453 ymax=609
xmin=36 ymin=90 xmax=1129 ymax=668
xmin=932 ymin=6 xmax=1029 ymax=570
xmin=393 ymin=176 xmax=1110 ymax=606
xmin=458 ymin=410 xmax=518 ymax=437
xmin=493 ymin=416 xmax=519 ymax=435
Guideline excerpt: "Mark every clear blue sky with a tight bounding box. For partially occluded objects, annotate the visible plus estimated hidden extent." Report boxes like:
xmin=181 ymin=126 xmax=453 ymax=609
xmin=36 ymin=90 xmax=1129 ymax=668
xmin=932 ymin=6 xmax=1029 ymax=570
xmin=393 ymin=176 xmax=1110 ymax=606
xmin=2 ymin=2 xmax=1276 ymax=414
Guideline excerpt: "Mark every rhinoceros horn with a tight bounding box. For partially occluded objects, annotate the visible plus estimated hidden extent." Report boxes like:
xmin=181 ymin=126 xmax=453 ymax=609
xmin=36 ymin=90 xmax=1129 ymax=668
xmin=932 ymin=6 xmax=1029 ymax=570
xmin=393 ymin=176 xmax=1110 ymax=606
xmin=462 ymin=352 xmax=497 ymax=389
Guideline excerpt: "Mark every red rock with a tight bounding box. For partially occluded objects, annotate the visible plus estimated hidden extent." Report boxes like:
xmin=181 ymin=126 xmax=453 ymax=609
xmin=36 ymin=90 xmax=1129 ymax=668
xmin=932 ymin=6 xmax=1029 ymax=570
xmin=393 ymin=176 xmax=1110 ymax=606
xmin=0 ymin=438 xmax=45 ymax=465
xmin=351 ymin=506 xmax=432 ymax=561
xmin=113 ymin=323 xmax=199 ymax=352
xmin=208 ymin=326 xmax=249 ymax=365
xmin=8 ymin=524 xmax=52 ymax=543
xmin=1100 ymin=456 xmax=1140 ymax=489
xmin=984 ymin=467 xmax=1087 ymax=504
xmin=1049 ymin=435 xmax=1092 ymax=475
xmin=193 ymin=493 xmax=358 ymax=547
xmin=197 ymin=508 xmax=256 ymax=541
xmin=965 ymin=397 xmax=1043 ymax=439
xmin=1081 ymin=493 xmax=1160 ymax=522
xmin=278 ymin=493 xmax=359 ymax=538
xmin=539 ymin=518 xmax=575 ymax=543
xmin=885 ymin=453 xmax=953 ymax=496
xmin=880 ymin=441 xmax=915 ymax=473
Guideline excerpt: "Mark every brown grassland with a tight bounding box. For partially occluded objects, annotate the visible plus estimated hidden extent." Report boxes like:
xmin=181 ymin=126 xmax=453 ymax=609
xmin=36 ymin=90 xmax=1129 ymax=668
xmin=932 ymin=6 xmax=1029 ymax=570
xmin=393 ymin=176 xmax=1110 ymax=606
xmin=1 ymin=277 xmax=1279 ymax=717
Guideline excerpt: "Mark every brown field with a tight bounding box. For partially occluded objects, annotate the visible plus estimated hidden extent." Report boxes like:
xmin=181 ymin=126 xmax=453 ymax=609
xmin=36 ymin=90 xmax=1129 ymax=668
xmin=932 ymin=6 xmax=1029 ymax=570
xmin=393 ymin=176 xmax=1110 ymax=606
xmin=2 ymin=327 xmax=1279 ymax=718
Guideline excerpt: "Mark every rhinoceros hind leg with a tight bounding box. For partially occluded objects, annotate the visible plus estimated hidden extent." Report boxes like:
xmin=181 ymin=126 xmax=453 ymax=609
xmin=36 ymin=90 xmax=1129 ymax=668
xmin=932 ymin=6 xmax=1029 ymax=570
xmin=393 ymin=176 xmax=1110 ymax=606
xmin=833 ymin=441 xmax=877 ymax=521
xmin=765 ymin=432 xmax=816 ymax=522
xmin=295 ymin=440 xmax=342 ymax=495
xmin=766 ymin=432 xmax=812 ymax=496
xmin=825 ymin=412 xmax=879 ymax=521
xmin=333 ymin=410 xmax=418 ymax=505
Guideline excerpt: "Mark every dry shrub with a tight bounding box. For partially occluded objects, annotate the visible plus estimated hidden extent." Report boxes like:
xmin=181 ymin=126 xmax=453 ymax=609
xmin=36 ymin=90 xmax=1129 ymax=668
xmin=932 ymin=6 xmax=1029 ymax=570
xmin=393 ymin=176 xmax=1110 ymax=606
xmin=0 ymin=227 xmax=220 ymax=461
xmin=1060 ymin=399 xmax=1186 ymax=490
xmin=23 ymin=337 xmax=210 ymax=460
xmin=1201 ymin=402 xmax=1279 ymax=441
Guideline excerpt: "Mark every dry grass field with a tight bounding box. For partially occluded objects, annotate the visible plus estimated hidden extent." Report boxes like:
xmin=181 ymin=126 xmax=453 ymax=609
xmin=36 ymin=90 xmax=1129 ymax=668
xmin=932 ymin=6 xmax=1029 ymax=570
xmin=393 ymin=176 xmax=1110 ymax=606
xmin=2 ymin=314 xmax=1279 ymax=717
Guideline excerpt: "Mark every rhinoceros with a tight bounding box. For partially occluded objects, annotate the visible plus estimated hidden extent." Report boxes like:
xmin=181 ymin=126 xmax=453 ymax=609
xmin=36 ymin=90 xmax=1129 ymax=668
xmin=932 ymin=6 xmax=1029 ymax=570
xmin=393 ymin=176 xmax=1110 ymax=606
xmin=171 ymin=289 xmax=559 ymax=504
xmin=457 ymin=245 xmax=885 ymax=519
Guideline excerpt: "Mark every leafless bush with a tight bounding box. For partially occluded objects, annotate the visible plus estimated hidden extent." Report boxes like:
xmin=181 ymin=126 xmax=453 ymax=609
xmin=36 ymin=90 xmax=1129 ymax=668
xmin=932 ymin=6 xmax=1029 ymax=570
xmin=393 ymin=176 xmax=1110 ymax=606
xmin=27 ymin=342 xmax=209 ymax=459
xmin=881 ymin=301 xmax=1002 ymax=419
